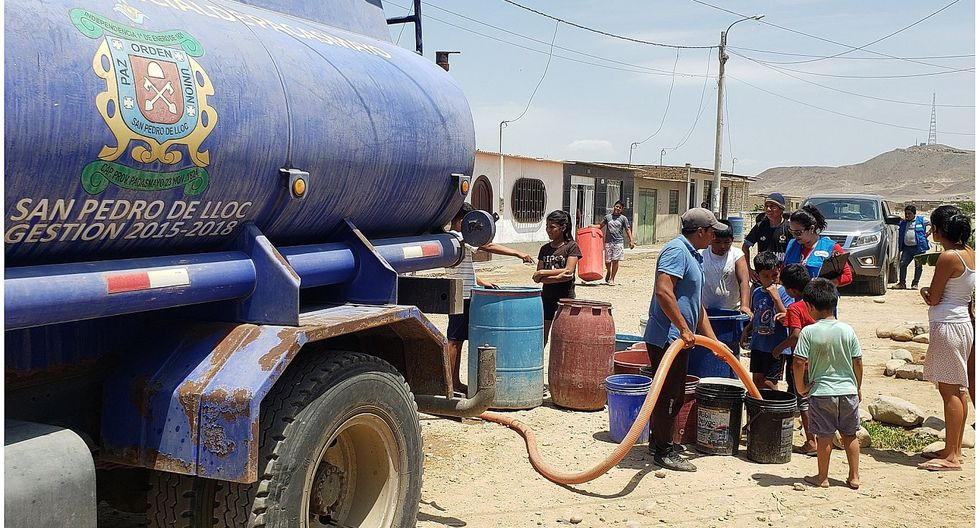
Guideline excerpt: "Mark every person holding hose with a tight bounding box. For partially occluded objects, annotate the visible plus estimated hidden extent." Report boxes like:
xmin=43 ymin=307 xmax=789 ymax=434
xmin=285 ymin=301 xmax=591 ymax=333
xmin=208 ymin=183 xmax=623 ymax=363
xmin=643 ymin=208 xmax=731 ymax=472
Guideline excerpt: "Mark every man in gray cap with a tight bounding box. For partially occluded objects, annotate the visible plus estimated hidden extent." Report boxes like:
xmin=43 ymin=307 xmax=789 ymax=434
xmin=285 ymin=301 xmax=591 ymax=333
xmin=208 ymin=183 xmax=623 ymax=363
xmin=643 ymin=207 xmax=731 ymax=472
xmin=742 ymin=192 xmax=790 ymax=281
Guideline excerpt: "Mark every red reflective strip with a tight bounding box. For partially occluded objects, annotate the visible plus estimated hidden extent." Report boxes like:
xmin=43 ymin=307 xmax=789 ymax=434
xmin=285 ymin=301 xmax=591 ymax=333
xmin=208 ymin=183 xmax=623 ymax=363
xmin=420 ymin=242 xmax=441 ymax=257
xmin=107 ymin=272 xmax=151 ymax=294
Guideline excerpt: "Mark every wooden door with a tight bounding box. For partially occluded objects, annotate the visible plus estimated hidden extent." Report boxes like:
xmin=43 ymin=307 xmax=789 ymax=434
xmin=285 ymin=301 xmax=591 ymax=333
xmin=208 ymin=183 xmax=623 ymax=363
xmin=636 ymin=190 xmax=657 ymax=245
xmin=471 ymin=176 xmax=493 ymax=213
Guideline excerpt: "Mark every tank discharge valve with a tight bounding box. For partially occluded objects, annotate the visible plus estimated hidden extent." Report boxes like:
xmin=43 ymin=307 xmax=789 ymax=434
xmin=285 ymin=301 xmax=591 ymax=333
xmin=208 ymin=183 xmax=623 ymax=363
xmin=281 ymin=167 xmax=309 ymax=200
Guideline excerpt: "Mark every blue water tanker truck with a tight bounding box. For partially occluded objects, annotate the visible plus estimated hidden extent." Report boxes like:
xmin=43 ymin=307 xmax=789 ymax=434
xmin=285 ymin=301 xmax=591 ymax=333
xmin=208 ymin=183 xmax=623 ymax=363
xmin=4 ymin=1 xmax=498 ymax=526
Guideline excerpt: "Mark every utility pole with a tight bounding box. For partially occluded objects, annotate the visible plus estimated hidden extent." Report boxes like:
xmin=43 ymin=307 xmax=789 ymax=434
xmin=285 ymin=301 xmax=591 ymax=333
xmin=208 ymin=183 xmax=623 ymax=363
xmin=712 ymin=14 xmax=763 ymax=216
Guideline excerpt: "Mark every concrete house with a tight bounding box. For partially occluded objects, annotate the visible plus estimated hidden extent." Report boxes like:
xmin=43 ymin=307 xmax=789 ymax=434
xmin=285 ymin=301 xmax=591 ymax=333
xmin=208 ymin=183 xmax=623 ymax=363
xmin=562 ymin=161 xmax=636 ymax=234
xmin=471 ymin=150 xmax=564 ymax=245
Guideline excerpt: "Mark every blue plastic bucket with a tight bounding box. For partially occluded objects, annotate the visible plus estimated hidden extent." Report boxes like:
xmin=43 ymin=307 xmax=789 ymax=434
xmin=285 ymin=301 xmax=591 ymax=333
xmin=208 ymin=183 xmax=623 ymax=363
xmin=689 ymin=308 xmax=749 ymax=379
xmin=615 ymin=333 xmax=644 ymax=352
xmin=469 ymin=287 xmax=544 ymax=409
xmin=606 ymin=374 xmax=652 ymax=444
xmin=727 ymin=216 xmax=745 ymax=241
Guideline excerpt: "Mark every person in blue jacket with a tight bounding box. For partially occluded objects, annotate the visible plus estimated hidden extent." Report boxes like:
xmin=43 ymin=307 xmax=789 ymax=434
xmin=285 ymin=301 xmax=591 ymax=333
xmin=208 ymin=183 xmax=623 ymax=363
xmin=783 ymin=205 xmax=853 ymax=288
xmin=896 ymin=204 xmax=932 ymax=289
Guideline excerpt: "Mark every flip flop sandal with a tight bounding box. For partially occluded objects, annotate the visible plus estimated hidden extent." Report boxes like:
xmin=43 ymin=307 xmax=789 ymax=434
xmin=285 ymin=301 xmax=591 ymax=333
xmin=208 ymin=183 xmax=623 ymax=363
xmin=846 ymin=479 xmax=860 ymax=490
xmin=918 ymin=461 xmax=962 ymax=472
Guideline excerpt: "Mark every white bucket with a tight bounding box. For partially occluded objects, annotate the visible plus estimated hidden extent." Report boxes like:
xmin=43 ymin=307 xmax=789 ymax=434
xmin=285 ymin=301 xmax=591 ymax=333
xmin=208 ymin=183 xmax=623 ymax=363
xmin=639 ymin=316 xmax=648 ymax=335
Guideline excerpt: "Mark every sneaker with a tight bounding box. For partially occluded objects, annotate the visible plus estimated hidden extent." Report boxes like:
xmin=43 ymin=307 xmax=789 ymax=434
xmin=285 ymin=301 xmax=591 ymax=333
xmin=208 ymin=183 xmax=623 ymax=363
xmin=652 ymin=450 xmax=697 ymax=472
xmin=910 ymin=282 xmax=919 ymax=289
xmin=892 ymin=283 xmax=907 ymax=290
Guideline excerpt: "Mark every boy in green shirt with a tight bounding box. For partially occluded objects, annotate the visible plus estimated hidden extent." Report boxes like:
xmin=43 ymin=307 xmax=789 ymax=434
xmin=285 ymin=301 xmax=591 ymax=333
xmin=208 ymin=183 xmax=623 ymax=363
xmin=792 ymin=278 xmax=863 ymax=490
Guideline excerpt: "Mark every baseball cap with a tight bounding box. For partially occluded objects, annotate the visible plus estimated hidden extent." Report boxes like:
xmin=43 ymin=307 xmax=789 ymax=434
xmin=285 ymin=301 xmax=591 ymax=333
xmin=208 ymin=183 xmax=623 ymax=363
xmin=681 ymin=208 xmax=727 ymax=231
xmin=764 ymin=193 xmax=786 ymax=209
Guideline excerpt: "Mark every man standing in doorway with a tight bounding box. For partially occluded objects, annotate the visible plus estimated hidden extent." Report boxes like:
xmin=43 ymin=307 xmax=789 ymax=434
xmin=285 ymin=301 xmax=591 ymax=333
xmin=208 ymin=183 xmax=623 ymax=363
xmin=596 ymin=200 xmax=636 ymax=285
xmin=896 ymin=204 xmax=932 ymax=289
xmin=644 ymin=208 xmax=729 ymax=472
xmin=742 ymin=193 xmax=790 ymax=281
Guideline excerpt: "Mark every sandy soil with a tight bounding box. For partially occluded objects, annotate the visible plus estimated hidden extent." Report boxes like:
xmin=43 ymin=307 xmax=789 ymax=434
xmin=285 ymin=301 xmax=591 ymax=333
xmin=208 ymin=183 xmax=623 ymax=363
xmin=418 ymin=248 xmax=976 ymax=528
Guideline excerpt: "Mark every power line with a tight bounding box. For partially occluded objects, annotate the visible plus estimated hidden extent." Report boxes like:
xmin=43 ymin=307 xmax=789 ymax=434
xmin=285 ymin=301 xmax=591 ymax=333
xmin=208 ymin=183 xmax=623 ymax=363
xmin=729 ymin=50 xmax=974 ymax=108
xmin=632 ymin=49 xmax=681 ymax=147
xmin=501 ymin=0 xmax=716 ymax=49
xmin=689 ymin=0 xmax=964 ymax=72
xmin=666 ymin=49 xmax=714 ymax=152
xmin=743 ymin=59 xmax=974 ymax=79
xmin=504 ymin=21 xmax=560 ymax=124
xmin=728 ymin=47 xmax=974 ymax=61
xmin=763 ymin=0 xmax=962 ymax=65
xmin=388 ymin=1 xmax=712 ymax=78
xmin=728 ymin=74 xmax=975 ymax=137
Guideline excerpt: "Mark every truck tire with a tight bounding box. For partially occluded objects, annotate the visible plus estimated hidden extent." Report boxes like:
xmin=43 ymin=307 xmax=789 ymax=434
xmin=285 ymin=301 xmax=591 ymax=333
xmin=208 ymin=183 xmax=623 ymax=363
xmin=146 ymin=470 xmax=218 ymax=528
xmin=213 ymin=351 xmax=423 ymax=528
xmin=867 ymin=268 xmax=887 ymax=296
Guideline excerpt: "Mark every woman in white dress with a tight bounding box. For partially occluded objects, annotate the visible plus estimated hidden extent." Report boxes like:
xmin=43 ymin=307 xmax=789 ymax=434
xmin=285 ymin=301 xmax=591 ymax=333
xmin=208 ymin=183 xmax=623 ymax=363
xmin=918 ymin=205 xmax=975 ymax=472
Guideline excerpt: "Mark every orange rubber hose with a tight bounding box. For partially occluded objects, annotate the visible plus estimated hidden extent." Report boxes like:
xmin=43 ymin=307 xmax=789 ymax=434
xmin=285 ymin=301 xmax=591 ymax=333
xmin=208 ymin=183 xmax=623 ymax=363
xmin=479 ymin=336 xmax=761 ymax=485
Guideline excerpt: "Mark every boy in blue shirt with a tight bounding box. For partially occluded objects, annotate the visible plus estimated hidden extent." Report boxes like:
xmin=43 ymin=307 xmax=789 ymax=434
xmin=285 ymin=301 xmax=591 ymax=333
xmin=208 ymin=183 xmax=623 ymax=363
xmin=739 ymin=252 xmax=793 ymax=391
xmin=793 ymin=278 xmax=863 ymax=490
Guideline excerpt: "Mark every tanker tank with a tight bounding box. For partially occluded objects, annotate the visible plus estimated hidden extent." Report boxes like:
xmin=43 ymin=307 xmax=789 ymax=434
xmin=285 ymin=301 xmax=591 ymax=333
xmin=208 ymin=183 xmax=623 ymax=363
xmin=4 ymin=0 xmax=476 ymax=266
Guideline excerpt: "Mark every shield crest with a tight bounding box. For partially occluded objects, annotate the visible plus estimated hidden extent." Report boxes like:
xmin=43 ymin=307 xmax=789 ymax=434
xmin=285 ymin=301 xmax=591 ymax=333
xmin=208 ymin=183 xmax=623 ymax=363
xmin=132 ymin=55 xmax=183 ymax=124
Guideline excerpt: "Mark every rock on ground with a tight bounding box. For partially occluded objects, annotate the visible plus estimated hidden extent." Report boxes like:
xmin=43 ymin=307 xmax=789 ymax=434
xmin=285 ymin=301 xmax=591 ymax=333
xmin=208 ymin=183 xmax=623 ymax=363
xmin=868 ymin=395 xmax=926 ymax=426
xmin=939 ymin=427 xmax=976 ymax=448
xmin=833 ymin=426 xmax=872 ymax=449
xmin=860 ymin=408 xmax=872 ymax=422
xmin=913 ymin=333 xmax=930 ymax=344
xmin=895 ymin=364 xmax=925 ymax=381
xmin=884 ymin=359 xmax=908 ymax=376
xmin=891 ymin=349 xmax=914 ymax=362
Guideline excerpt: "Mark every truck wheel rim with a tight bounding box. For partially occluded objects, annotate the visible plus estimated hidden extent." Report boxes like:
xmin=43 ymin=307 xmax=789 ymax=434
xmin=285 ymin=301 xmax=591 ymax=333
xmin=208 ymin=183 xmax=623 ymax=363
xmin=305 ymin=412 xmax=400 ymax=527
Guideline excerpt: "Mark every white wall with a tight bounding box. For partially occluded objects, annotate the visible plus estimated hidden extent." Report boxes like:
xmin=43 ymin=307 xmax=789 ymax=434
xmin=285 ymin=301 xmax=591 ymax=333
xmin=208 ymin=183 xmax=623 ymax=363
xmin=473 ymin=151 xmax=564 ymax=244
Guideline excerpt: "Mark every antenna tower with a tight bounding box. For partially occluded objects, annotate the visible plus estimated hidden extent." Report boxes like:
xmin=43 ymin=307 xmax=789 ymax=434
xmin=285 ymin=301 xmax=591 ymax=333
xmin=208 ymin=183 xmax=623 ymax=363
xmin=927 ymin=93 xmax=937 ymax=145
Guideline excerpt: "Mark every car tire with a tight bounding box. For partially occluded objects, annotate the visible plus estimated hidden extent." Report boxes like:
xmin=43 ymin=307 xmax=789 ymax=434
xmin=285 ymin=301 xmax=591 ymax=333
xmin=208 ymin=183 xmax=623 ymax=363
xmin=867 ymin=268 xmax=887 ymax=296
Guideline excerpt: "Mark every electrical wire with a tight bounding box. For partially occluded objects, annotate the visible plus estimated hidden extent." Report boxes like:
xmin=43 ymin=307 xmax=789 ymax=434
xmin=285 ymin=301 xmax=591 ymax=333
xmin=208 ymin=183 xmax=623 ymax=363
xmin=666 ymin=48 xmax=714 ymax=152
xmin=503 ymin=20 xmax=560 ymax=124
xmin=690 ymin=0 xmax=964 ymax=72
xmin=728 ymin=74 xmax=975 ymax=137
xmin=387 ymin=1 xmax=712 ymax=79
xmin=735 ymin=59 xmax=974 ymax=80
xmin=730 ymin=46 xmax=973 ymax=61
xmin=729 ymin=50 xmax=974 ymax=108
xmin=394 ymin=2 xmax=413 ymax=44
xmin=501 ymin=0 xmax=716 ymax=49
xmin=632 ymin=49 xmax=681 ymax=147
xmin=761 ymin=0 xmax=962 ymax=66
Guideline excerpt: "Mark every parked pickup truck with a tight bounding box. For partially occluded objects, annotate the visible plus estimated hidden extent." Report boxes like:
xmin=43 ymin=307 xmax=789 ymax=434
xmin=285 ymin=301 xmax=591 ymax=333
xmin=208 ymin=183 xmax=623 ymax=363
xmin=801 ymin=194 xmax=902 ymax=295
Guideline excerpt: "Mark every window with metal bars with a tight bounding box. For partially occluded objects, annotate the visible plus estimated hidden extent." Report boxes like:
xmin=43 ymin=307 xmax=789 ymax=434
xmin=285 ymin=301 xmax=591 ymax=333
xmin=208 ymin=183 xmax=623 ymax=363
xmin=511 ymin=178 xmax=547 ymax=223
xmin=668 ymin=190 xmax=679 ymax=214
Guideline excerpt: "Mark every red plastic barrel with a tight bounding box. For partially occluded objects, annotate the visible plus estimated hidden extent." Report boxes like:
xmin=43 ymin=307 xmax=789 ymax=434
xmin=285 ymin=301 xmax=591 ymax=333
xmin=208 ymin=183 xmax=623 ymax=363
xmin=575 ymin=227 xmax=604 ymax=282
xmin=612 ymin=350 xmax=651 ymax=375
xmin=548 ymin=299 xmax=616 ymax=410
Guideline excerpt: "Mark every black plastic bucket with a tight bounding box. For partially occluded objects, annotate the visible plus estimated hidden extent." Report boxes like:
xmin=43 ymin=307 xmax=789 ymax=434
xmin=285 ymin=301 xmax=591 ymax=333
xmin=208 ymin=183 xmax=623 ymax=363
xmin=695 ymin=381 xmax=746 ymax=455
xmin=744 ymin=389 xmax=799 ymax=464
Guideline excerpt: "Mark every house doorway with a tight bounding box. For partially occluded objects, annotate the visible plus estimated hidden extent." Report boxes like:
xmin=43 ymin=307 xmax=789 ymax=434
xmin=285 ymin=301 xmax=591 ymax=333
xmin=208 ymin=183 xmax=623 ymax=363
xmin=635 ymin=189 xmax=657 ymax=245
xmin=568 ymin=175 xmax=595 ymax=234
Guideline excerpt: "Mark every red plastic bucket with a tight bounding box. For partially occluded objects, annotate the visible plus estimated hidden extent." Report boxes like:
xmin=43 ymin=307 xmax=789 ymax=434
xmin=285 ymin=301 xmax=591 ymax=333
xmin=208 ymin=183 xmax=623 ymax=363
xmin=613 ymin=350 xmax=651 ymax=375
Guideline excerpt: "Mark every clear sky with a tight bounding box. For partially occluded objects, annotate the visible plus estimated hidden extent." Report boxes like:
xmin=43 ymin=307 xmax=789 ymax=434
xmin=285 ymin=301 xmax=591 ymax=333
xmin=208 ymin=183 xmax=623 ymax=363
xmin=381 ymin=0 xmax=975 ymax=177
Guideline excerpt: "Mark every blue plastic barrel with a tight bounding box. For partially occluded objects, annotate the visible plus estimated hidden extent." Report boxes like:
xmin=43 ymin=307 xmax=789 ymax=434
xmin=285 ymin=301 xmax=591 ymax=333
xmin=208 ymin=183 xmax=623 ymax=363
xmin=605 ymin=374 xmax=652 ymax=444
xmin=727 ymin=216 xmax=745 ymax=242
xmin=468 ymin=287 xmax=544 ymax=409
xmin=689 ymin=308 xmax=749 ymax=379
xmin=615 ymin=333 xmax=644 ymax=352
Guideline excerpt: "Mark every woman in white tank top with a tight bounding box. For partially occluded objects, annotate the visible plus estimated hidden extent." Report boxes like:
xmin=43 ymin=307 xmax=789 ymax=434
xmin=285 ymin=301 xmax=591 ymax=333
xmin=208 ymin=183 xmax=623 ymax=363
xmin=918 ymin=205 xmax=975 ymax=471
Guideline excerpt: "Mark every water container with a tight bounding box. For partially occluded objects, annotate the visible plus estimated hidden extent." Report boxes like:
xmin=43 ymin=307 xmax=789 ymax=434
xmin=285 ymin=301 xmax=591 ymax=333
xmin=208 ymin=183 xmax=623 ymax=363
xmin=727 ymin=216 xmax=745 ymax=242
xmin=548 ymin=299 xmax=615 ymax=410
xmin=613 ymin=350 xmax=650 ymax=375
xmin=689 ymin=308 xmax=749 ymax=379
xmin=695 ymin=381 xmax=746 ymax=455
xmin=576 ymin=227 xmax=604 ymax=282
xmin=615 ymin=333 xmax=644 ymax=351
xmin=744 ymin=389 xmax=799 ymax=464
xmin=468 ymin=287 xmax=544 ymax=409
xmin=641 ymin=367 xmax=699 ymax=444
xmin=605 ymin=374 xmax=652 ymax=444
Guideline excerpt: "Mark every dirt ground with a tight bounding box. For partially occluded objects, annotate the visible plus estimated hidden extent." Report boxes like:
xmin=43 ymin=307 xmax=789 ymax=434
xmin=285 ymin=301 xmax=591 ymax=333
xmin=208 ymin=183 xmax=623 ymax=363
xmin=418 ymin=248 xmax=976 ymax=528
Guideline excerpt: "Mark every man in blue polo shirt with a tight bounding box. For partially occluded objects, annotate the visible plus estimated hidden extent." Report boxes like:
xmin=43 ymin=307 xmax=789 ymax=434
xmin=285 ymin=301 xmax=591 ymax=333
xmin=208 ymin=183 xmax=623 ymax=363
xmin=644 ymin=207 xmax=731 ymax=472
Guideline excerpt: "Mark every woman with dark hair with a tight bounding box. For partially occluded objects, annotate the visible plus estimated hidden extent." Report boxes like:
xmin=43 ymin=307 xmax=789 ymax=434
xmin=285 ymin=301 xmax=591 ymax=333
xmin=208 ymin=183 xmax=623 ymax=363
xmin=918 ymin=205 xmax=974 ymax=472
xmin=783 ymin=205 xmax=853 ymax=287
xmin=533 ymin=210 xmax=581 ymax=346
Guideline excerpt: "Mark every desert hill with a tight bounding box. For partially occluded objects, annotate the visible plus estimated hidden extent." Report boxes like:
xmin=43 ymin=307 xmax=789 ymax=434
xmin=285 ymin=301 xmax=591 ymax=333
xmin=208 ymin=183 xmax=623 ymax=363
xmin=751 ymin=144 xmax=975 ymax=202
